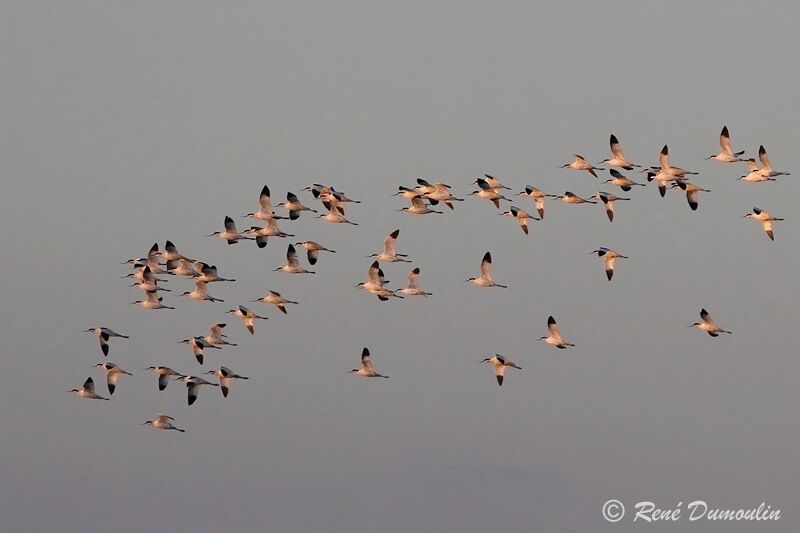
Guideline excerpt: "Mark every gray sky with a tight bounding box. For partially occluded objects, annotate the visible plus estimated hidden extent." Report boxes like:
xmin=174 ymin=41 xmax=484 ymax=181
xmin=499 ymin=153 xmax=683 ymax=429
xmin=1 ymin=2 xmax=799 ymax=532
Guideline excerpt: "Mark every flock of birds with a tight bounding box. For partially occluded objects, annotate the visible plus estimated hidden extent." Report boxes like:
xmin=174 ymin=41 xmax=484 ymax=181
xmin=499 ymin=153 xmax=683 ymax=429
xmin=72 ymin=127 xmax=790 ymax=429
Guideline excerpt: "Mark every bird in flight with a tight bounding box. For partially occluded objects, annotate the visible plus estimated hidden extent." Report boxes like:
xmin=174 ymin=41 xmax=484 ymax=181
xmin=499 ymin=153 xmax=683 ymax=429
xmin=480 ymin=354 xmax=522 ymax=386
xmin=349 ymin=348 xmax=389 ymax=378
xmin=690 ymin=309 xmax=732 ymax=337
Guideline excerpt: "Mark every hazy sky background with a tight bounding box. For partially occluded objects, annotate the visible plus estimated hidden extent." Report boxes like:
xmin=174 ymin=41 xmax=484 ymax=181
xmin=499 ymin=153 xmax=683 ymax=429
xmin=1 ymin=2 xmax=799 ymax=532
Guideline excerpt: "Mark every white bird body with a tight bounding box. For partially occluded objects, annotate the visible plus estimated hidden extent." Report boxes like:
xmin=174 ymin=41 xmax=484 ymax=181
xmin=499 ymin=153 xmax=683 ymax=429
xmin=295 ymin=241 xmax=335 ymax=265
xmin=227 ymin=305 xmax=268 ymax=335
xmin=180 ymin=336 xmax=221 ymax=364
xmin=538 ymin=316 xmax=574 ymax=349
xmin=209 ymin=216 xmax=252 ymax=244
xmin=279 ymin=192 xmax=317 ymax=220
xmin=180 ymin=280 xmax=223 ymax=302
xmin=738 ymin=158 xmax=773 ymax=182
xmin=399 ymin=194 xmax=443 ymax=215
xmin=707 ymin=126 xmax=745 ymax=162
xmin=517 ymin=186 xmax=553 ymax=218
xmin=467 ymin=252 xmax=507 ymax=288
xmin=194 ymin=263 xmax=234 ymax=283
xmin=167 ymin=259 xmax=199 ymax=277
xmin=469 ymin=178 xmax=512 ymax=208
xmin=243 ymin=185 xmax=284 ymax=221
xmin=132 ymin=290 xmax=175 ymax=310
xmin=144 ymin=366 xmax=181 ymax=391
xmin=247 ymin=218 xmax=294 ymax=248
xmin=204 ymin=322 xmax=237 ymax=347
xmin=691 ymin=309 xmax=732 ymax=337
xmin=672 ymin=181 xmax=709 ymax=211
xmin=500 ymin=206 xmax=539 ymax=234
xmin=253 ymin=290 xmax=299 ymax=314
xmin=205 ymin=366 xmax=249 ymax=397
xmin=83 ymin=327 xmax=129 ymax=357
xmin=602 ymin=134 xmax=640 ymax=170
xmin=175 ymin=375 xmax=219 ymax=406
xmin=143 ymin=414 xmax=184 ymax=432
xmin=398 ymin=267 xmax=432 ymax=296
xmin=70 ymin=377 xmax=109 ymax=400
xmin=275 ymin=244 xmax=316 ymax=274
xmin=317 ymin=201 xmax=357 ymax=225
xmin=604 ymin=169 xmax=646 ymax=192
xmin=744 ymin=207 xmax=783 ymax=241
xmin=162 ymin=240 xmax=192 ymax=263
xmin=370 ymin=229 xmax=411 ymax=262
xmin=480 ymin=354 xmax=521 ymax=386
xmin=756 ymin=145 xmax=790 ymax=179
xmin=556 ymin=191 xmax=596 ymax=205
xmin=350 ymin=348 xmax=389 ymax=378
xmin=589 ymin=247 xmax=628 ymax=281
xmin=93 ymin=362 xmax=132 ymax=395
xmin=590 ymin=191 xmax=630 ymax=222
xmin=561 ymin=154 xmax=604 ymax=177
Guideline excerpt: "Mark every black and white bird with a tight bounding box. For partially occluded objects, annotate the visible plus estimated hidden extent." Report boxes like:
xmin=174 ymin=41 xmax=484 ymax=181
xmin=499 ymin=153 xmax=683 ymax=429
xmin=83 ymin=327 xmax=129 ymax=357
xmin=398 ymin=267 xmax=432 ymax=297
xmin=349 ymin=348 xmax=389 ymax=378
xmin=69 ymin=377 xmax=109 ymax=400
xmin=356 ymin=261 xmax=403 ymax=301
xmin=179 ymin=336 xmax=221 ymax=364
xmin=180 ymin=280 xmax=224 ymax=302
xmin=706 ymin=126 xmax=745 ymax=163
xmin=131 ymin=290 xmax=175 ymax=310
xmin=756 ymin=145 xmax=790 ymax=179
xmin=671 ymin=181 xmax=710 ymax=211
xmin=555 ymin=191 xmax=597 ymax=205
xmin=466 ymin=252 xmax=507 ymax=288
xmin=243 ymin=185 xmax=285 ymax=221
xmin=604 ymin=169 xmax=646 ymax=192
xmin=165 ymin=259 xmax=198 ymax=278
xmin=226 ymin=305 xmax=268 ymax=335
xmin=142 ymin=414 xmax=185 ymax=432
xmin=468 ymin=178 xmax=513 ymax=208
xmin=252 ymin=290 xmax=299 ymax=314
xmin=588 ymin=248 xmax=628 ymax=281
xmin=418 ymin=178 xmax=463 ymax=209
xmin=538 ymin=316 xmax=575 ymax=349
xmin=294 ymin=241 xmax=335 ymax=265
xmin=369 ymin=229 xmax=411 ymax=262
xmin=517 ymin=186 xmax=554 ymax=219
xmin=275 ymin=244 xmax=316 ymax=274
xmin=246 ymin=218 xmax=294 ymax=248
xmin=204 ymin=323 xmax=237 ymax=347
xmin=480 ymin=354 xmax=521 ymax=386
xmin=93 ymin=362 xmax=132 ymax=395
xmin=194 ymin=263 xmax=235 ymax=283
xmin=317 ymin=201 xmax=358 ymax=225
xmin=279 ymin=192 xmax=317 ymax=220
xmin=209 ymin=216 xmax=253 ymax=244
xmin=175 ymin=375 xmax=219 ymax=406
xmin=690 ymin=309 xmax=732 ymax=337
xmin=744 ymin=207 xmax=783 ymax=241
xmin=144 ymin=366 xmax=182 ymax=391
xmin=561 ymin=154 xmax=603 ymax=178
xmin=601 ymin=134 xmax=641 ymax=170
xmin=162 ymin=240 xmax=193 ymax=263
xmin=589 ymin=192 xmax=630 ymax=222
xmin=398 ymin=193 xmax=443 ymax=215
xmin=500 ymin=206 xmax=539 ymax=234
xmin=205 ymin=366 xmax=249 ymax=397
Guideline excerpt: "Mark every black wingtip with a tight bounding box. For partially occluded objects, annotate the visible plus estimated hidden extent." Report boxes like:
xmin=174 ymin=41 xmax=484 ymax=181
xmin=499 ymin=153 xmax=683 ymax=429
xmin=482 ymin=252 xmax=491 ymax=263
xmin=548 ymin=315 xmax=556 ymax=325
